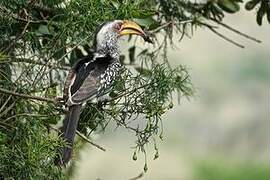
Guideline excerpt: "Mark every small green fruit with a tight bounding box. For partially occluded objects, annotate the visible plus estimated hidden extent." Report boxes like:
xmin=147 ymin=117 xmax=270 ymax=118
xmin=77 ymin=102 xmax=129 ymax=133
xmin=144 ymin=163 xmax=148 ymax=172
xmin=132 ymin=152 xmax=137 ymax=161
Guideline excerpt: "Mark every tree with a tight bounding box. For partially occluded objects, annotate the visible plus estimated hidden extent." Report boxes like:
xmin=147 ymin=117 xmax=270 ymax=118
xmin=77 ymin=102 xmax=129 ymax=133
xmin=0 ymin=0 xmax=268 ymax=179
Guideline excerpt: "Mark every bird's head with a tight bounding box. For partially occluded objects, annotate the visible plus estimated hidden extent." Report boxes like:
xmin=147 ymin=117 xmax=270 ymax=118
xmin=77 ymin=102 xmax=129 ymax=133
xmin=94 ymin=20 xmax=152 ymax=58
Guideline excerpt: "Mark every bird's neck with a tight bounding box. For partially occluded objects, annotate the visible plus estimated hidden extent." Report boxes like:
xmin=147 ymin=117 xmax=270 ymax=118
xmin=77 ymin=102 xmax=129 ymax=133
xmin=96 ymin=46 xmax=119 ymax=60
xmin=95 ymin=34 xmax=120 ymax=60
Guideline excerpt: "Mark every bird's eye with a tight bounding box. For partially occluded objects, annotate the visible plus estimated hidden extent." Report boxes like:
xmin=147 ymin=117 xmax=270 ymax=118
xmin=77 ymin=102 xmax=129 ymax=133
xmin=113 ymin=22 xmax=122 ymax=31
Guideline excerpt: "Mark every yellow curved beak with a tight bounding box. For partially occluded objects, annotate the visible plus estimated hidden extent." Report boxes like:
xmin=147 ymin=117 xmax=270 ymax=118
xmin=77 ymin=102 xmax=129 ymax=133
xmin=119 ymin=20 xmax=153 ymax=43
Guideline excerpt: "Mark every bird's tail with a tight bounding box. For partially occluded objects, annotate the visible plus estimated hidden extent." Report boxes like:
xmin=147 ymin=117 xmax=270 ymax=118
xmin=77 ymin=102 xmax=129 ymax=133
xmin=57 ymin=104 xmax=82 ymax=165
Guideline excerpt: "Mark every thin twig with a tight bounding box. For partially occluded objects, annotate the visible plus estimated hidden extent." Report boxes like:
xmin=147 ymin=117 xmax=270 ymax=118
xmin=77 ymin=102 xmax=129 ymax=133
xmin=205 ymin=24 xmax=245 ymax=48
xmin=0 ymin=58 xmax=70 ymax=71
xmin=0 ymin=95 xmax=12 ymax=113
xmin=57 ymin=35 xmax=92 ymax=62
xmin=0 ymin=87 xmax=57 ymax=104
xmin=150 ymin=20 xmax=193 ymax=34
xmin=210 ymin=18 xmax=262 ymax=43
xmin=3 ymin=113 xmax=59 ymax=123
xmin=31 ymin=4 xmax=62 ymax=15
xmin=4 ymin=20 xmax=30 ymax=52
xmin=108 ymin=82 xmax=152 ymax=102
xmin=0 ymin=6 xmax=45 ymax=24
xmin=129 ymin=172 xmax=144 ymax=180
xmin=150 ymin=21 xmax=172 ymax=34
xmin=0 ymin=101 xmax=15 ymax=119
xmin=49 ymin=125 xmax=107 ymax=155
xmin=0 ymin=121 xmax=14 ymax=131
xmin=76 ymin=130 xmax=106 ymax=152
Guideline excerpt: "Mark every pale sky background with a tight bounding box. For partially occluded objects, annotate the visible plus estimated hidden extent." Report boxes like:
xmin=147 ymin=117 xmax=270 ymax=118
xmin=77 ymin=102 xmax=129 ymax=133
xmin=72 ymin=10 xmax=270 ymax=180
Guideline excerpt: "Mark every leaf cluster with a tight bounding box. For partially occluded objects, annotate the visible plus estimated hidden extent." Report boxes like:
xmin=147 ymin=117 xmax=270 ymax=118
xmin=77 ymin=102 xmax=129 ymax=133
xmin=79 ymin=62 xmax=193 ymax=149
xmin=0 ymin=120 xmax=65 ymax=179
xmin=245 ymin=0 xmax=270 ymax=25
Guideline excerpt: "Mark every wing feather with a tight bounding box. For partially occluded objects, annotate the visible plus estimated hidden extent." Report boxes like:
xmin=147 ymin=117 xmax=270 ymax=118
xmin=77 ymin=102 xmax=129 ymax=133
xmin=69 ymin=72 xmax=100 ymax=104
xmin=65 ymin=55 xmax=112 ymax=105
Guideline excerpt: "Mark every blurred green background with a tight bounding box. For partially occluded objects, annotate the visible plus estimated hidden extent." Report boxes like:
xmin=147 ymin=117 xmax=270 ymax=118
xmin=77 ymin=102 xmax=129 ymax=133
xmin=72 ymin=12 xmax=270 ymax=180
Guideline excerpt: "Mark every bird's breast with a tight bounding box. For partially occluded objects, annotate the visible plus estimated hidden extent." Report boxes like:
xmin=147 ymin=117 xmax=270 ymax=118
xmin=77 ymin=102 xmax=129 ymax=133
xmin=98 ymin=61 xmax=121 ymax=95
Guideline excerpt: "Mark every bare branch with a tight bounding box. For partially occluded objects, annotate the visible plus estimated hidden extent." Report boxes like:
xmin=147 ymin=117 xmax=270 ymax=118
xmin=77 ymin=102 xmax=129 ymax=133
xmin=76 ymin=130 xmax=106 ymax=152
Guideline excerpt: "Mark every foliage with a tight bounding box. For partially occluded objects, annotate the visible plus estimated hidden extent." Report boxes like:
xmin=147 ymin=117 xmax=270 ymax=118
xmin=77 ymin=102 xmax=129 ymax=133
xmin=79 ymin=63 xmax=192 ymax=152
xmin=0 ymin=0 xmax=267 ymax=179
xmin=245 ymin=0 xmax=270 ymax=25
xmin=0 ymin=120 xmax=65 ymax=179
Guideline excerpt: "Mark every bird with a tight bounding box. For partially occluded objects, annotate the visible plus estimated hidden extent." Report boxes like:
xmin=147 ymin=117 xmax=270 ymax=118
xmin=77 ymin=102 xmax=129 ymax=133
xmin=57 ymin=20 xmax=152 ymax=165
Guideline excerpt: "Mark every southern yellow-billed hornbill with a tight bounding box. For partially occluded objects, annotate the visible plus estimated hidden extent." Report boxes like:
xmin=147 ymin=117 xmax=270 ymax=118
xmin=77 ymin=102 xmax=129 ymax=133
xmin=58 ymin=20 xmax=152 ymax=165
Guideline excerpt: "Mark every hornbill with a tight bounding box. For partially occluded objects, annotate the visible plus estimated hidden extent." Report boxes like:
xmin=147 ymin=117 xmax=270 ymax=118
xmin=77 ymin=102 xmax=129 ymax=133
xmin=58 ymin=20 xmax=152 ymax=165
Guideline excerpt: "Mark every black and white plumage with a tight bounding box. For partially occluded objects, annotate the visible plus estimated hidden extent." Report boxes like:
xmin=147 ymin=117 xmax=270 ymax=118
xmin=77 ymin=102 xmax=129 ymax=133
xmin=58 ymin=20 xmax=152 ymax=165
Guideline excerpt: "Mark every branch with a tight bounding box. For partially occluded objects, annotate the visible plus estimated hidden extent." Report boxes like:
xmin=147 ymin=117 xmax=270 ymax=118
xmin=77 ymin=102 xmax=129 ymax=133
xmin=0 ymin=57 xmax=70 ymax=71
xmin=0 ymin=87 xmax=57 ymax=104
xmin=76 ymin=130 xmax=106 ymax=152
xmin=149 ymin=19 xmax=193 ymax=34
